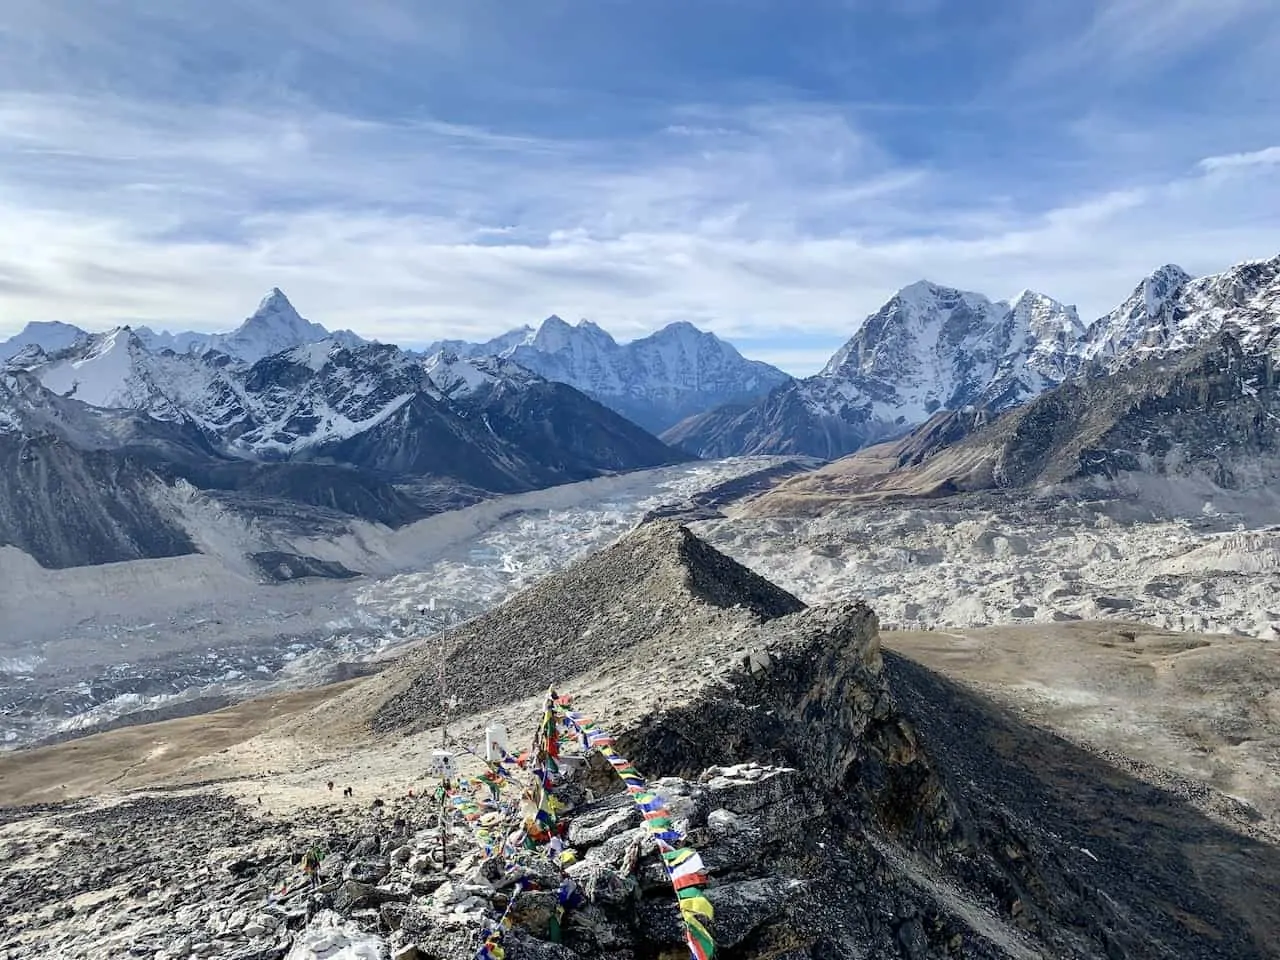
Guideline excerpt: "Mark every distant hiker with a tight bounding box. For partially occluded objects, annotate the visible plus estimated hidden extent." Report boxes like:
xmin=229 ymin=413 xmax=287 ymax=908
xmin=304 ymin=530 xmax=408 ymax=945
xmin=302 ymin=844 xmax=323 ymax=890
xmin=256 ymin=796 xmax=262 ymax=805
xmin=327 ymin=780 xmax=334 ymax=792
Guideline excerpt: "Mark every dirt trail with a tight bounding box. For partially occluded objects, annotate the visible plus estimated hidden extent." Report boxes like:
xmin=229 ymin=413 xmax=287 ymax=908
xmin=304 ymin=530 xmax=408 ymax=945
xmin=0 ymin=680 xmax=365 ymax=808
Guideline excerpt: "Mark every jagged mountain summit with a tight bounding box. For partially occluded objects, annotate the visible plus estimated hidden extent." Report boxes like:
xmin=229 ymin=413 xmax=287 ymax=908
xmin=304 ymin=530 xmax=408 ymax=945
xmin=665 ymin=253 xmax=1280 ymax=461
xmin=427 ymin=314 xmax=792 ymax=433
xmin=138 ymin=288 xmax=367 ymax=363
xmin=1079 ymin=254 xmax=1280 ymax=367
xmin=664 ymin=282 xmax=1084 ymax=460
xmin=0 ymin=320 xmax=89 ymax=362
xmin=0 ymin=289 xmax=366 ymax=367
xmin=748 ymin=330 xmax=1280 ymax=517
xmin=0 ymin=330 xmax=688 ymax=568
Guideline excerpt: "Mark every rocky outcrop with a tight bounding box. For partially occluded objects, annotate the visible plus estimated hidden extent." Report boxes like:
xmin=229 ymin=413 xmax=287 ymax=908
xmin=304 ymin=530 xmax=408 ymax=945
xmin=3 ymin=525 xmax=1278 ymax=959
xmin=371 ymin=521 xmax=804 ymax=733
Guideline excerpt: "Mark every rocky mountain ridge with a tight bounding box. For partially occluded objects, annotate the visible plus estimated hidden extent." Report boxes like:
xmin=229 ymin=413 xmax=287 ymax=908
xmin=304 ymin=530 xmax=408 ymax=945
xmin=0 ymin=325 xmax=687 ymax=568
xmin=3 ymin=522 xmax=1277 ymax=959
xmin=1079 ymin=256 xmax=1280 ymax=367
xmin=1 ymin=296 xmax=791 ymax=435
xmin=138 ymin=288 xmax=366 ymax=363
xmin=746 ymin=330 xmax=1280 ymax=518
xmin=426 ymin=314 xmax=793 ymax=433
xmin=665 ymin=254 xmax=1280 ymax=461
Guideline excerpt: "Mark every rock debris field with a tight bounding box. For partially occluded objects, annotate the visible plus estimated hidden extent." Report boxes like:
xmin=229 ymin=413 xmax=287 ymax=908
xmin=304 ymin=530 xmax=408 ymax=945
xmin=700 ymin=494 xmax=1280 ymax=638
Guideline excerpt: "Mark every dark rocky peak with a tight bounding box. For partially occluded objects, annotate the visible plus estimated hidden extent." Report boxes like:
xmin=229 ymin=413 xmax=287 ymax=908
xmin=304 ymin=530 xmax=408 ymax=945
xmin=371 ymin=521 xmax=803 ymax=734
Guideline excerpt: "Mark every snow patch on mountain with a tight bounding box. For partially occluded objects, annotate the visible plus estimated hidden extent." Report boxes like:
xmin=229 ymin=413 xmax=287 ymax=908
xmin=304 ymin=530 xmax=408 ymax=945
xmin=36 ymin=328 xmax=158 ymax=411
xmin=247 ymin=391 xmax=417 ymax=454
xmin=424 ymin=350 xmax=501 ymax=398
xmin=287 ymin=340 xmax=340 ymax=373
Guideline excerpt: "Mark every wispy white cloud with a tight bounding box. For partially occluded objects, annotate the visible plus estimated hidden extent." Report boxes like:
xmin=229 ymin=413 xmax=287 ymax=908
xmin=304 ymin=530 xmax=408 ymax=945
xmin=1199 ymin=146 xmax=1280 ymax=172
xmin=1007 ymin=0 xmax=1272 ymax=87
xmin=1073 ymin=0 xmax=1263 ymax=65
xmin=0 ymin=88 xmax=1277 ymax=374
xmin=0 ymin=2 xmax=1278 ymax=375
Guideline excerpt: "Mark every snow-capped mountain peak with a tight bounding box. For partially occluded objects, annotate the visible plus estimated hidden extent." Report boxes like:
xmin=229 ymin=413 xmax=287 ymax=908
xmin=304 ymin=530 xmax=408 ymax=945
xmin=666 ymin=279 xmax=1086 ymax=460
xmin=419 ymin=315 xmax=790 ymax=431
xmin=186 ymin=288 xmax=366 ymax=364
xmin=1006 ymin=290 xmax=1084 ymax=353
xmin=1141 ymin=264 xmax=1193 ymax=315
xmin=256 ymin=287 xmax=296 ymax=316
xmin=654 ymin=320 xmax=704 ymax=336
xmin=528 ymin=315 xmax=582 ymax=354
xmin=0 ymin=320 xmax=89 ymax=363
xmin=492 ymin=316 xmax=792 ymax=432
xmin=212 ymin=288 xmax=327 ymax=361
xmin=1079 ymin=258 xmax=1278 ymax=366
xmin=819 ymin=280 xmax=1001 ymax=383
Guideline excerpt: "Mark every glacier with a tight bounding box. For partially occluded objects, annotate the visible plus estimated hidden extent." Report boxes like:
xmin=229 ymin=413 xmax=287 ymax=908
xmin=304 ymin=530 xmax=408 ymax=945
xmin=0 ymin=458 xmax=785 ymax=748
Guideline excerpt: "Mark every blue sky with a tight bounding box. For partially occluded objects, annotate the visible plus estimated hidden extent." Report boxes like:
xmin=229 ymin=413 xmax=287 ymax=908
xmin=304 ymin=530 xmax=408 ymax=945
xmin=0 ymin=0 xmax=1277 ymax=374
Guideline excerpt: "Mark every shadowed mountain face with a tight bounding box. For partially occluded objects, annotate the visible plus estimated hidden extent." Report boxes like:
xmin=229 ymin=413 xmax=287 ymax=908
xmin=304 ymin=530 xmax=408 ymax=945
xmin=0 ymin=435 xmax=196 ymax=568
xmin=319 ymin=371 xmax=686 ymax=493
xmin=881 ymin=650 xmax=1280 ymax=960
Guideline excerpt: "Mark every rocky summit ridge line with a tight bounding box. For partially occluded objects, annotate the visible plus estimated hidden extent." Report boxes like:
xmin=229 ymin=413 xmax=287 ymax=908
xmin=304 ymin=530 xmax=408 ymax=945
xmin=2 ymin=522 xmax=1277 ymax=959
xmin=0 ymin=293 xmax=792 ymax=436
xmin=368 ymin=520 xmax=807 ymax=735
xmin=664 ymin=253 xmax=1280 ymax=461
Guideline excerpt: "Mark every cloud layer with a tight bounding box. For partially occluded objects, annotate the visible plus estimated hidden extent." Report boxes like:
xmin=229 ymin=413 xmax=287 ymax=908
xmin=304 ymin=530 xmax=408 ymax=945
xmin=0 ymin=0 xmax=1277 ymax=374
